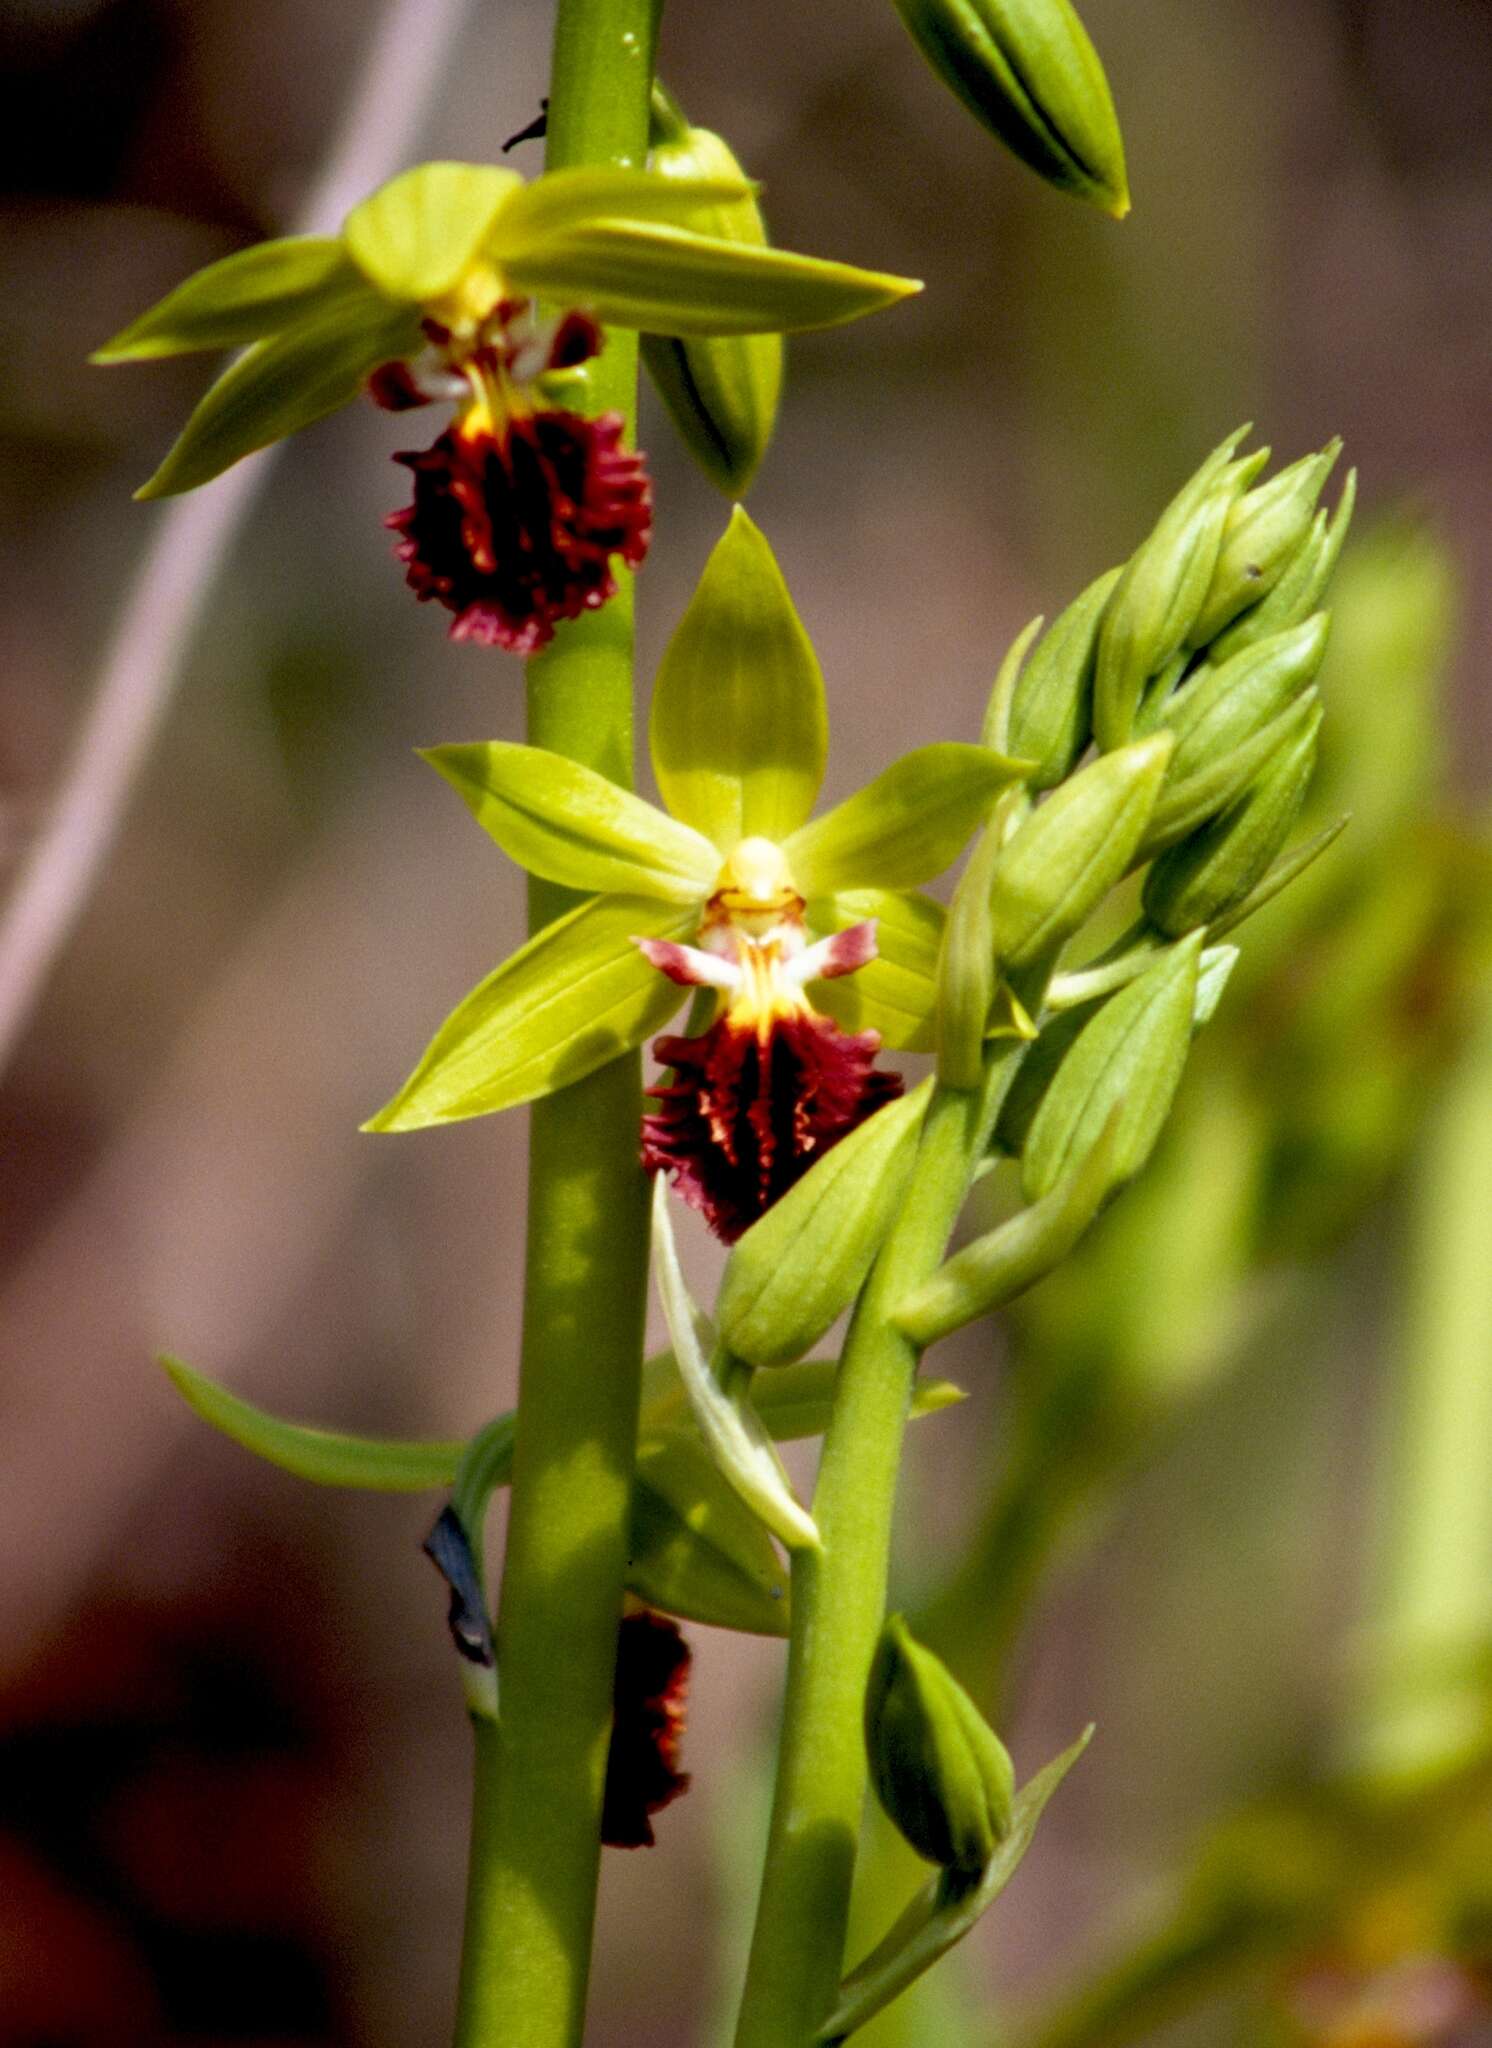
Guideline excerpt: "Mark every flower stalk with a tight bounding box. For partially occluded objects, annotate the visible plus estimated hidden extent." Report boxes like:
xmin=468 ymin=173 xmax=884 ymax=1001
xmin=452 ymin=3 xmax=662 ymax=2044
xmin=734 ymin=1049 xmax=1024 ymax=2045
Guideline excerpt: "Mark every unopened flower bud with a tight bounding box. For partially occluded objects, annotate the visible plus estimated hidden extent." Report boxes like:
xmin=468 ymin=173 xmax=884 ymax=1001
xmin=865 ymin=1616 xmax=1015 ymax=1873
xmin=987 ymin=735 xmax=1171 ymax=976
xmin=1094 ymin=432 xmax=1260 ymax=748
xmin=1143 ymin=704 xmax=1323 ymax=936
xmin=1163 ymin=614 xmax=1330 ymax=785
xmin=889 ymin=0 xmax=1129 ymax=216
xmin=1186 ymin=441 xmax=1341 ymax=649
xmin=641 ymin=101 xmax=782 ymax=496
xmin=1004 ymin=567 xmax=1120 ymax=787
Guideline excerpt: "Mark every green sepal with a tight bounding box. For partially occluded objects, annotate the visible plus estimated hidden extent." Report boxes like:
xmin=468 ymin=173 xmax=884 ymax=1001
xmin=785 ymin=745 xmax=1029 ymax=899
xmin=865 ymin=1615 xmax=1016 ymax=1874
xmin=343 ymin=161 xmax=521 ymax=301
xmin=1186 ymin=441 xmax=1341 ymax=649
xmin=817 ymin=1730 xmax=1093 ymax=2045
xmin=1139 ymin=689 xmax=1319 ymax=860
xmin=650 ymin=508 xmax=827 ymax=850
xmin=1206 ymin=468 xmax=1356 ymax=666
xmin=652 ymin=1179 xmax=820 ymax=1551
xmin=630 ymin=1433 xmax=791 ymax=1636
xmin=980 ymin=614 xmax=1044 ymax=756
xmin=986 ymin=734 xmax=1172 ymax=972
xmin=893 ymin=1111 xmax=1121 ymax=1347
xmin=1021 ymin=931 xmax=1202 ymax=1201
xmin=498 ymin=214 xmax=921 ymax=337
xmin=1093 ymin=429 xmax=1252 ymax=748
xmin=1144 ymin=704 xmax=1323 ymax=936
xmin=936 ymin=815 xmax=1006 ymax=1090
xmin=135 ymin=291 xmax=423 ymax=498
xmin=717 ymin=1081 xmax=933 ymax=1368
xmin=1003 ymin=568 xmax=1120 ymax=787
xmin=366 ymin=893 xmax=693 ymax=1130
xmin=161 ymin=1354 xmax=462 ymax=1489
xmin=489 ymin=164 xmax=753 ymax=252
xmin=640 ymin=126 xmax=783 ymax=496
xmin=1204 ymin=814 xmax=1348 ymax=942
xmin=423 ymin=742 xmax=718 ymax=902
xmin=807 ymin=890 xmax=946 ymax=1052
xmin=888 ymin=0 xmax=1129 ymax=216
xmin=92 ymin=236 xmax=363 ymax=361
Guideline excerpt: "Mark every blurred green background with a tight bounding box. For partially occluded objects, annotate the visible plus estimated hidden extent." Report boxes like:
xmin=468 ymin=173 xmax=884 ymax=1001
xmin=1 ymin=1 xmax=1490 ymax=2042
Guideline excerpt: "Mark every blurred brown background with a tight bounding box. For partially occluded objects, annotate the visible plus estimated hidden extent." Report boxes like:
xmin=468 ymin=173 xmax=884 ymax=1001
xmin=1 ymin=0 xmax=1489 ymax=2041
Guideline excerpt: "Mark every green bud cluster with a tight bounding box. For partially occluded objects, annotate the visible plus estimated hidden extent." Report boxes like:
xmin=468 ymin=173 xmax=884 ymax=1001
xmin=865 ymin=1616 xmax=1015 ymax=1872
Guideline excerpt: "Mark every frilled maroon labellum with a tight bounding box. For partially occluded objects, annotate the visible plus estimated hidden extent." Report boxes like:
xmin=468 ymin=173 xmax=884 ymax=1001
xmin=601 ymin=1610 xmax=692 ymax=1850
xmin=639 ymin=852 xmax=903 ymax=1241
xmin=644 ymin=1006 xmax=902 ymax=1242
xmin=388 ymin=407 xmax=652 ymax=656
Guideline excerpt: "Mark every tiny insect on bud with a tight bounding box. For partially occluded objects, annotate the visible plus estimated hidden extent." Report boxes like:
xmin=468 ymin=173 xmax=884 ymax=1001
xmin=1186 ymin=441 xmax=1342 ymax=649
xmin=865 ymin=1615 xmax=1015 ymax=1873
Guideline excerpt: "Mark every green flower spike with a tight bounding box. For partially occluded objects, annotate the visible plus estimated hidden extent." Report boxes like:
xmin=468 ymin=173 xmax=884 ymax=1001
xmin=366 ymin=510 xmax=1027 ymax=1236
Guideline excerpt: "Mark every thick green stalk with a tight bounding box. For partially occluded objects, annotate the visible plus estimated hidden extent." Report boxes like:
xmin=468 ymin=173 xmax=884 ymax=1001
xmin=734 ymin=1058 xmax=1019 ymax=2046
xmin=452 ymin=5 xmax=660 ymax=2043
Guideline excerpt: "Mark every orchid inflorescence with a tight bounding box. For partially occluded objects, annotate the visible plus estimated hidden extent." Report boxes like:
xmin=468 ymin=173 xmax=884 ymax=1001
xmin=99 ymin=15 xmax=1386 ymax=2042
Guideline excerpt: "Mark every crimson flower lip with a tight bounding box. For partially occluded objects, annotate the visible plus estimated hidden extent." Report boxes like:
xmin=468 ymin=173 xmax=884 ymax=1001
xmin=638 ymin=912 xmax=902 ymax=1243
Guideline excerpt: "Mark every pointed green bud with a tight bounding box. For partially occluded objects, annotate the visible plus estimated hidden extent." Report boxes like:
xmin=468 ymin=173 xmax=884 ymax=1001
xmin=641 ymin=112 xmax=783 ymax=496
xmin=1143 ymin=703 xmax=1323 ymax=936
xmin=1001 ymin=568 xmax=1120 ymax=787
xmin=888 ymin=0 xmax=1129 ymax=217
xmin=1163 ymin=614 xmax=1330 ymax=785
xmin=1205 ymin=469 xmax=1356 ymax=667
xmin=1093 ymin=431 xmax=1257 ymax=748
xmin=1143 ymin=684 xmax=1323 ymax=859
xmin=866 ymin=1616 xmax=1015 ymax=1872
xmin=717 ymin=1083 xmax=932 ymax=1368
xmin=1186 ymin=442 xmax=1342 ymax=649
xmin=1022 ymin=932 xmax=1203 ymax=1201
xmin=987 ymin=734 xmax=1172 ymax=975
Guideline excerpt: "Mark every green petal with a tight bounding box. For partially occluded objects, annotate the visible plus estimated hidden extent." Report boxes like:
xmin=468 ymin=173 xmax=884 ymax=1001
xmin=134 ymin=293 xmax=423 ymax=498
xmin=424 ymin=742 xmax=718 ymax=902
xmin=500 ymin=217 xmax=921 ymax=336
xmin=489 ymin=165 xmax=753 ymax=251
xmin=343 ymin=161 xmax=521 ymax=301
xmin=366 ymin=894 xmax=693 ymax=1130
xmin=161 ymin=1355 xmax=463 ymax=1489
xmin=650 ymin=508 xmax=828 ymax=850
xmin=806 ymin=889 xmax=946 ymax=1052
xmin=784 ymin=744 xmax=1025 ymax=897
xmin=92 ymin=237 xmax=361 ymax=361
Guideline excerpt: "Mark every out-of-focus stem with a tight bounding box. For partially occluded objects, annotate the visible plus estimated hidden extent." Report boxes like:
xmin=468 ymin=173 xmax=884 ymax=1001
xmin=0 ymin=0 xmax=474 ymax=1077
xmin=1347 ymin=960 xmax=1492 ymax=1791
xmin=450 ymin=4 xmax=661 ymax=2045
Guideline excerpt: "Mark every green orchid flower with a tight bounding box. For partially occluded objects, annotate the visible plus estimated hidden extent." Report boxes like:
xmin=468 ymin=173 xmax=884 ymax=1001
xmin=366 ymin=509 xmax=1027 ymax=1233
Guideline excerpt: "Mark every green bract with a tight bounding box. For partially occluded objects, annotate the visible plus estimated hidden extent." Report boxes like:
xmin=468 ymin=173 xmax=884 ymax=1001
xmin=888 ymin=0 xmax=1129 ymax=217
xmin=97 ymin=159 xmax=921 ymax=498
xmin=370 ymin=511 xmax=1024 ymax=1131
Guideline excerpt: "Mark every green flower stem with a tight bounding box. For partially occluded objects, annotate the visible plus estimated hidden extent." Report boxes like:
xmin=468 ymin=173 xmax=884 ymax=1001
xmin=451 ymin=4 xmax=661 ymax=2044
xmin=735 ymin=1052 xmax=1022 ymax=2047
